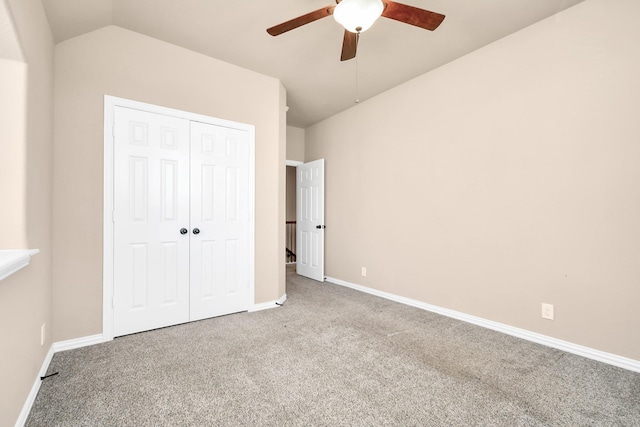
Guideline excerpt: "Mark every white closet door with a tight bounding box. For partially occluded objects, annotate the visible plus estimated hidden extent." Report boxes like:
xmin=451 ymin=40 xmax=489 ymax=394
xmin=297 ymin=159 xmax=325 ymax=282
xmin=189 ymin=121 xmax=251 ymax=321
xmin=113 ymin=107 xmax=191 ymax=336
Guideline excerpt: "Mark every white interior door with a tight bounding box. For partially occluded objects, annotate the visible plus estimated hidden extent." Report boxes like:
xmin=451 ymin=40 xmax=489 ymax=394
xmin=189 ymin=121 xmax=251 ymax=321
xmin=113 ymin=107 xmax=191 ymax=336
xmin=297 ymin=159 xmax=325 ymax=281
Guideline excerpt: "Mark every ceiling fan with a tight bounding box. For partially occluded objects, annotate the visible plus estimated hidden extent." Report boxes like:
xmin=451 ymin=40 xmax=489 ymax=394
xmin=267 ymin=0 xmax=445 ymax=61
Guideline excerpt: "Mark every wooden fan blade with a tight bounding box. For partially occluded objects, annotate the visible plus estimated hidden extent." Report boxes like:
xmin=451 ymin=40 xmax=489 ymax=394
xmin=340 ymin=30 xmax=358 ymax=61
xmin=267 ymin=6 xmax=335 ymax=36
xmin=381 ymin=1 xmax=445 ymax=31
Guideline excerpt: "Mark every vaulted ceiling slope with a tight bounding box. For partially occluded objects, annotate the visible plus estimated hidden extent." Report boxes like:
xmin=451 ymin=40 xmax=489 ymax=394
xmin=42 ymin=0 xmax=584 ymax=127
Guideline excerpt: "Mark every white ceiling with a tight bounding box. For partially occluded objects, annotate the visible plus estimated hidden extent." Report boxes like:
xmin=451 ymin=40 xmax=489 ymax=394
xmin=41 ymin=0 xmax=584 ymax=127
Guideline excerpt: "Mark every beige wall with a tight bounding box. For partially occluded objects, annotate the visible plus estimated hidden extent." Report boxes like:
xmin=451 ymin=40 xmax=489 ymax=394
xmin=53 ymin=25 xmax=285 ymax=342
xmin=306 ymin=0 xmax=640 ymax=361
xmin=0 ymin=0 xmax=54 ymax=424
xmin=0 ymin=58 xmax=27 ymax=245
xmin=287 ymin=125 xmax=305 ymax=162
xmin=277 ymin=83 xmax=287 ymax=298
xmin=286 ymin=126 xmax=304 ymax=239
xmin=0 ymin=0 xmax=23 ymax=61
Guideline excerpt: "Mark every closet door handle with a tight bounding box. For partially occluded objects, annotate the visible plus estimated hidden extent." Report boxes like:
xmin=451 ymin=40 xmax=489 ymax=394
xmin=192 ymin=228 xmax=200 ymax=235
xmin=180 ymin=228 xmax=188 ymax=235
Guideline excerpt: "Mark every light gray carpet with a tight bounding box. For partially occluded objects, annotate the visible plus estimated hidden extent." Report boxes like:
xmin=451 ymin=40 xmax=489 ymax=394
xmin=27 ymin=267 xmax=640 ymax=426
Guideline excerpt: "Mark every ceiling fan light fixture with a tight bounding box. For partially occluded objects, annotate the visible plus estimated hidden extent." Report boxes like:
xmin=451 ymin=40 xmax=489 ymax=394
xmin=333 ymin=0 xmax=384 ymax=33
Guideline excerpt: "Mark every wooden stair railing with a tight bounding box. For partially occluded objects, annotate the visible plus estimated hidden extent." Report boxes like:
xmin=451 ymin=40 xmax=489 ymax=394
xmin=286 ymin=221 xmax=296 ymax=263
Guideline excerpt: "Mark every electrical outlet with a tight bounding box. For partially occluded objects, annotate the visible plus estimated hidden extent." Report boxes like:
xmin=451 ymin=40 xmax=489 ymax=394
xmin=41 ymin=323 xmax=46 ymax=346
xmin=541 ymin=303 xmax=554 ymax=320
xmin=361 ymin=267 xmax=367 ymax=277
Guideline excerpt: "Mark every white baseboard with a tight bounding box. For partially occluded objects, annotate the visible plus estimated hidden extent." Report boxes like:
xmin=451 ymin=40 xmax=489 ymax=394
xmin=325 ymin=276 xmax=640 ymax=373
xmin=52 ymin=334 xmax=105 ymax=353
xmin=15 ymin=334 xmax=105 ymax=427
xmin=249 ymin=293 xmax=287 ymax=312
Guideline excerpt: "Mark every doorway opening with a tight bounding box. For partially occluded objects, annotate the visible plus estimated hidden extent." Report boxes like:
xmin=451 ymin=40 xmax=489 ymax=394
xmin=286 ymin=165 xmax=297 ymax=264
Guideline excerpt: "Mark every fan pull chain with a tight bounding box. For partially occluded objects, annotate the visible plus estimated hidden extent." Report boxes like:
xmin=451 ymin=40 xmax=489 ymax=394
xmin=354 ymin=33 xmax=360 ymax=104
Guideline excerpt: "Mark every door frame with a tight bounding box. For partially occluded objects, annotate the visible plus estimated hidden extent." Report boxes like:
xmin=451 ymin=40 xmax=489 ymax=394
xmin=103 ymin=95 xmax=255 ymax=341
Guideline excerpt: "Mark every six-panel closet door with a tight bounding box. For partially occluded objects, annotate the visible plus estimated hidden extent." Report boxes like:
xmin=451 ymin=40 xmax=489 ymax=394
xmin=189 ymin=121 xmax=251 ymax=321
xmin=112 ymin=107 xmax=250 ymax=337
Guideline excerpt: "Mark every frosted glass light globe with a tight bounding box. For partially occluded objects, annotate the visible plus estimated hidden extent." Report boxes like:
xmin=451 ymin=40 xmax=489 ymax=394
xmin=334 ymin=0 xmax=384 ymax=33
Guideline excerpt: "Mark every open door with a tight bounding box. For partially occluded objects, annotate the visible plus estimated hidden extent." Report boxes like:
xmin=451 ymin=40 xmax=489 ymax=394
xmin=296 ymin=159 xmax=325 ymax=281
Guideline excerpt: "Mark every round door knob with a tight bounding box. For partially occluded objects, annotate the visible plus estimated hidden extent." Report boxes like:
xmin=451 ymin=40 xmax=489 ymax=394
xmin=180 ymin=228 xmax=188 ymax=235
xmin=193 ymin=228 xmax=200 ymax=235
